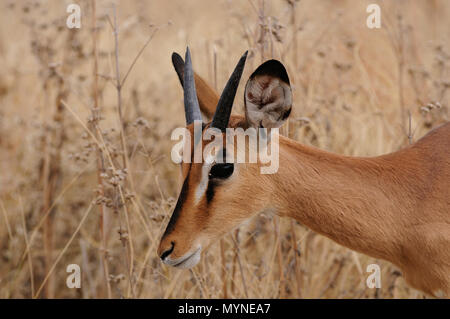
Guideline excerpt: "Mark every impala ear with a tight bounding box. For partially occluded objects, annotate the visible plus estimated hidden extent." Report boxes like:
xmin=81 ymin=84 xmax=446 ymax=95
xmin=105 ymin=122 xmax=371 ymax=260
xmin=244 ymin=60 xmax=292 ymax=129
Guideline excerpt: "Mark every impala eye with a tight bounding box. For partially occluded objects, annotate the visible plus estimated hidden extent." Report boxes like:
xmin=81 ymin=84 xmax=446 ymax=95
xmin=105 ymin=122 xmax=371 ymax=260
xmin=209 ymin=163 xmax=234 ymax=179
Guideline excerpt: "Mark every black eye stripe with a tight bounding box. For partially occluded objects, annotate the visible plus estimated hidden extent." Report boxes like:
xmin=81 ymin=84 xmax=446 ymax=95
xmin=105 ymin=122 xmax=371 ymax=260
xmin=206 ymin=180 xmax=216 ymax=204
xmin=162 ymin=175 xmax=189 ymax=237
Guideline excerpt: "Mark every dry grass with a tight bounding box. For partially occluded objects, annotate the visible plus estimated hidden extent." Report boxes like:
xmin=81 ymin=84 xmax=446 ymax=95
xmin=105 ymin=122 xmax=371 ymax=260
xmin=0 ymin=0 xmax=448 ymax=299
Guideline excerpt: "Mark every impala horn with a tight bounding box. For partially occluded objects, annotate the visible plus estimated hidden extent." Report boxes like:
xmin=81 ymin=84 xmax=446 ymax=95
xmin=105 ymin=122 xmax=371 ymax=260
xmin=211 ymin=51 xmax=248 ymax=131
xmin=183 ymin=47 xmax=202 ymax=125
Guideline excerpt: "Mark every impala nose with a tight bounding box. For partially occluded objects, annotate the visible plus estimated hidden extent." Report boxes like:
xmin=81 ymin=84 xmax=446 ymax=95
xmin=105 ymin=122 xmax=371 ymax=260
xmin=160 ymin=241 xmax=175 ymax=260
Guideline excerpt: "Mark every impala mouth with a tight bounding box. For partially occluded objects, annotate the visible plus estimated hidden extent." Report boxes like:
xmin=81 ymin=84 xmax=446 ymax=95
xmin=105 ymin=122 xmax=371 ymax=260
xmin=163 ymin=246 xmax=202 ymax=269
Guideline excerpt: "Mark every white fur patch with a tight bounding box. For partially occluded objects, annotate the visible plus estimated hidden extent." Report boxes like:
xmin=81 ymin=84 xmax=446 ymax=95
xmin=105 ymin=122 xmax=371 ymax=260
xmin=194 ymin=154 xmax=215 ymax=205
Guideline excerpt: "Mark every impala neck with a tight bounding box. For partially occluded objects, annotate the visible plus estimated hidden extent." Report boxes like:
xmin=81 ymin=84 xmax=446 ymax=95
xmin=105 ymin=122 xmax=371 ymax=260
xmin=271 ymin=137 xmax=408 ymax=264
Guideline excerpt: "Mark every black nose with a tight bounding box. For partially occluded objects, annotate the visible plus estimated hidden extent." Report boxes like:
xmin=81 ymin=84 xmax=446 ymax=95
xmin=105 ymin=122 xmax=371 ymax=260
xmin=160 ymin=242 xmax=175 ymax=260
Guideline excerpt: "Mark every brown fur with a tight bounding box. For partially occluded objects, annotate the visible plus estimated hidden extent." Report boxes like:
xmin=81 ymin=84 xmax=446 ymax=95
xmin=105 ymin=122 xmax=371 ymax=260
xmin=193 ymin=72 xmax=219 ymax=118
xmin=159 ymin=71 xmax=450 ymax=298
xmin=272 ymin=123 xmax=450 ymax=297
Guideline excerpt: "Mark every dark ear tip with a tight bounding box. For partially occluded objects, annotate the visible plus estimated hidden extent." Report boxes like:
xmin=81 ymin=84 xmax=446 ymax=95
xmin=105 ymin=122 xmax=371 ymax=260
xmin=172 ymin=51 xmax=182 ymax=59
xmin=172 ymin=52 xmax=184 ymax=68
xmin=250 ymin=59 xmax=290 ymax=84
xmin=171 ymin=52 xmax=185 ymax=85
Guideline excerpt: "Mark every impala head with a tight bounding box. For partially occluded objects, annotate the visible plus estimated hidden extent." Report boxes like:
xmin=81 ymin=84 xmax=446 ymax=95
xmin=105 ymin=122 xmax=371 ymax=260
xmin=158 ymin=48 xmax=292 ymax=268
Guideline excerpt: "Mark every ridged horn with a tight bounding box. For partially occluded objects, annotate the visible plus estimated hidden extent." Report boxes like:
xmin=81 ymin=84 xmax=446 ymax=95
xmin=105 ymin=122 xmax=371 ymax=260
xmin=183 ymin=47 xmax=202 ymax=125
xmin=211 ymin=51 xmax=248 ymax=131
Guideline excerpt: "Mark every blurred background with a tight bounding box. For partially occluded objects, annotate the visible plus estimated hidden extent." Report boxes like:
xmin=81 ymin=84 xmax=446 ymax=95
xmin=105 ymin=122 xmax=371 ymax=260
xmin=0 ymin=0 xmax=448 ymax=298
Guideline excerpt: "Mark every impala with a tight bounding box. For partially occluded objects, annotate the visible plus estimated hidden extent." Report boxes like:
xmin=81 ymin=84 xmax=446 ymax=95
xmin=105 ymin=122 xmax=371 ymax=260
xmin=157 ymin=48 xmax=450 ymax=298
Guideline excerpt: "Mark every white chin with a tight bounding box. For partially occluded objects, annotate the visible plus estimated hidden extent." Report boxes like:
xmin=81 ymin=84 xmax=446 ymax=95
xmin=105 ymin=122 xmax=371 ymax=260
xmin=164 ymin=247 xmax=202 ymax=269
xmin=175 ymin=250 xmax=201 ymax=269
